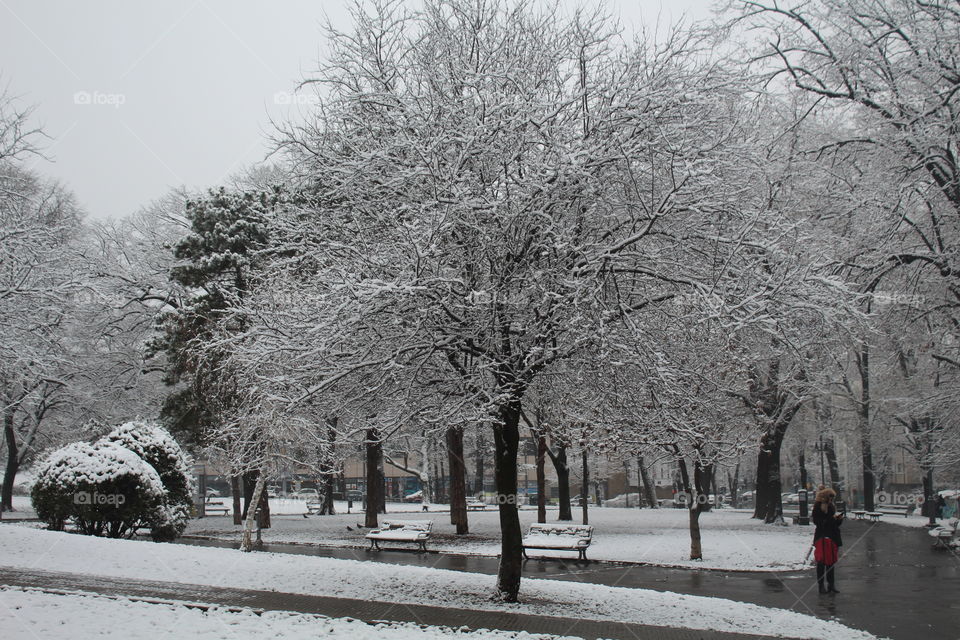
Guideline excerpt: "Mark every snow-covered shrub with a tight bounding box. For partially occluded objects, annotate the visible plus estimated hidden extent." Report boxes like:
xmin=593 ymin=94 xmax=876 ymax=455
xmin=31 ymin=441 xmax=166 ymax=537
xmin=101 ymin=420 xmax=194 ymax=541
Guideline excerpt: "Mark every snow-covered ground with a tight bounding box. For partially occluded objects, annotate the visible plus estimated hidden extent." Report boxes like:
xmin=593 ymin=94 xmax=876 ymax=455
xmin=188 ymin=504 xmax=813 ymax=571
xmin=0 ymin=587 xmax=574 ymax=640
xmin=0 ymin=525 xmax=877 ymax=639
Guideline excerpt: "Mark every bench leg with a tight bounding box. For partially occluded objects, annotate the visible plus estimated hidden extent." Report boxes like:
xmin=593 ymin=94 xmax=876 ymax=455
xmin=522 ymin=547 xmax=528 ymax=559
xmin=419 ymin=541 xmax=426 ymax=553
xmin=579 ymin=549 xmax=586 ymax=561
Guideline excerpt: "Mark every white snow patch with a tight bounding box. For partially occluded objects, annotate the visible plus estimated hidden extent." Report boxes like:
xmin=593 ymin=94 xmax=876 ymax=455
xmin=0 ymin=525 xmax=878 ymax=640
xmin=0 ymin=587 xmax=574 ymax=640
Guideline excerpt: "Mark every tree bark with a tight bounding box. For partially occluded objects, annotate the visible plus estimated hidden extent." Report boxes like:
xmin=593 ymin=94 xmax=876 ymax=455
xmin=494 ymin=398 xmax=523 ymax=603
xmin=365 ymin=427 xmax=383 ymax=528
xmin=548 ymin=442 xmax=571 ymax=521
xmin=240 ymin=469 xmax=267 ymax=552
xmin=446 ymin=426 xmax=469 ymax=534
xmin=2 ymin=407 xmax=18 ymax=512
xmin=922 ymin=467 xmax=936 ymax=525
xmin=728 ymin=462 xmax=740 ymax=508
xmin=241 ymin=470 xmax=270 ymax=528
xmin=231 ymin=475 xmax=242 ymax=525
xmin=623 ymin=460 xmax=631 ymax=508
xmin=638 ymin=455 xmax=657 ymax=509
xmin=581 ymin=449 xmax=589 ymax=525
xmin=474 ymin=430 xmax=485 ymax=497
xmin=799 ymin=448 xmax=808 ymax=490
xmin=535 ymin=430 xmax=547 ymax=524
xmin=754 ymin=430 xmax=787 ymax=523
xmin=677 ymin=457 xmax=708 ymax=560
xmin=824 ymin=438 xmax=842 ymax=494
xmin=320 ymin=418 xmax=337 ymax=515
xmin=857 ymin=344 xmax=876 ymax=511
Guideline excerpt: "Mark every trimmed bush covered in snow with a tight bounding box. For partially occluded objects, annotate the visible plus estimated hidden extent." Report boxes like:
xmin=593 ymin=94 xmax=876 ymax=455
xmin=101 ymin=421 xmax=194 ymax=541
xmin=31 ymin=441 xmax=166 ymax=538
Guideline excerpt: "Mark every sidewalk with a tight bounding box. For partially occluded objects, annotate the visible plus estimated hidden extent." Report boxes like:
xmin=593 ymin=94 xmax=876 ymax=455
xmin=0 ymin=566 xmax=774 ymax=640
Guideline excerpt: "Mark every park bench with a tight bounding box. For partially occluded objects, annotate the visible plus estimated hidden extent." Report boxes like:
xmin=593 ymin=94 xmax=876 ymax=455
xmin=305 ymin=500 xmax=323 ymax=515
xmin=366 ymin=520 xmax=433 ymax=552
xmin=851 ymin=510 xmax=866 ymax=520
xmin=466 ymin=497 xmax=487 ymax=511
xmin=929 ymin=520 xmax=959 ymax=550
xmin=865 ymin=511 xmax=883 ymax=522
xmin=877 ymin=504 xmax=914 ymax=517
xmin=204 ymin=501 xmax=230 ymax=516
xmin=521 ymin=523 xmax=593 ymax=561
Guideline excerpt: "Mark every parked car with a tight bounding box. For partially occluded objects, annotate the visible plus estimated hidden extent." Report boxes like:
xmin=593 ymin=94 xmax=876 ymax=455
xmin=347 ymin=490 xmax=364 ymax=502
xmin=403 ymin=490 xmax=423 ymax=502
xmin=782 ymin=492 xmax=800 ymax=505
xmin=293 ymin=488 xmax=319 ymax=500
xmin=266 ymin=485 xmax=280 ymax=498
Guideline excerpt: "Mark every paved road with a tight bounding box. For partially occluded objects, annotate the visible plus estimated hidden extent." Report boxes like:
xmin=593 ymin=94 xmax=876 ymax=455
xmin=180 ymin=519 xmax=960 ymax=640
xmin=0 ymin=566 xmax=770 ymax=640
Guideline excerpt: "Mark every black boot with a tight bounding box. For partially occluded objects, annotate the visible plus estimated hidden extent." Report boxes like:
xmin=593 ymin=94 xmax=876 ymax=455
xmin=816 ymin=563 xmax=828 ymax=593
xmin=827 ymin=565 xmax=839 ymax=593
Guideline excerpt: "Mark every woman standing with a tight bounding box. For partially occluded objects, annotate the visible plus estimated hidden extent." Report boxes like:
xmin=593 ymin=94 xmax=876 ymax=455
xmin=812 ymin=486 xmax=843 ymax=594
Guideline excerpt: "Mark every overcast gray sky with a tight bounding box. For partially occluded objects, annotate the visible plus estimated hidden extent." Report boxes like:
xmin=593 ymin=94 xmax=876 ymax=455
xmin=1 ymin=1 xmax=718 ymax=220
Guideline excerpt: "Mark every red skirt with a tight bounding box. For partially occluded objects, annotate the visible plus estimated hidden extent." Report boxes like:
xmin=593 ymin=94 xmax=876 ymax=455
xmin=814 ymin=538 xmax=839 ymax=565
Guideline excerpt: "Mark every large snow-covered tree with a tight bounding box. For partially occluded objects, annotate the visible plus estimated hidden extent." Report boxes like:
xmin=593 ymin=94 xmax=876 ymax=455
xmin=265 ymin=0 xmax=797 ymax=601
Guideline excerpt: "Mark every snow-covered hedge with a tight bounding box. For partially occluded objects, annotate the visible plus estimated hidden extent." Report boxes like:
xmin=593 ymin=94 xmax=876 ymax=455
xmin=31 ymin=441 xmax=166 ymax=538
xmin=101 ymin=421 xmax=194 ymax=541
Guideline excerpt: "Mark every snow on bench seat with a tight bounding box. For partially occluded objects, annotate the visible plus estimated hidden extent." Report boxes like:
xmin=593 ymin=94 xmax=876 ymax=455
xmin=522 ymin=523 xmax=593 ymax=561
xmin=366 ymin=520 xmax=433 ymax=552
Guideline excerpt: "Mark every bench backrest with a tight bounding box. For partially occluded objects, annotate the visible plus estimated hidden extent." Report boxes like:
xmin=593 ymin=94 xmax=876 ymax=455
xmin=527 ymin=523 xmax=593 ymax=539
xmin=381 ymin=520 xmax=433 ymax=532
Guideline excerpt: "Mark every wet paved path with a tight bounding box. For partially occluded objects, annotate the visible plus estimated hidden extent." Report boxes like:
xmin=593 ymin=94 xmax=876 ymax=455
xmin=178 ymin=519 xmax=960 ymax=640
xmin=0 ymin=566 xmax=765 ymax=640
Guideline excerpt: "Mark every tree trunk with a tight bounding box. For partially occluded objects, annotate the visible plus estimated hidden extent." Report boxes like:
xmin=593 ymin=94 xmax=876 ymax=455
xmin=240 ymin=469 xmax=267 ymax=552
xmin=446 ymin=426 xmax=469 ymax=534
xmin=581 ymin=449 xmax=589 ymax=525
xmin=728 ymin=462 xmax=740 ymax=508
xmin=321 ymin=472 xmax=336 ymax=515
xmin=535 ymin=430 xmax=547 ymax=524
xmin=494 ymin=398 xmax=523 ymax=603
xmin=799 ymin=448 xmax=808 ymax=490
xmin=677 ymin=457 xmax=707 ymax=560
xmin=320 ymin=418 xmax=337 ymax=515
xmin=241 ymin=470 xmax=270 ymax=527
xmin=474 ymin=430 xmax=485 ymax=497
xmin=1 ymin=407 xmax=18 ymax=512
xmin=824 ymin=438 xmax=842 ymax=494
xmin=857 ymin=344 xmax=876 ymax=511
xmin=549 ymin=443 xmax=571 ymax=521
xmin=365 ymin=427 xmax=383 ymax=528
xmin=922 ymin=468 xmax=936 ymax=525
xmin=638 ymin=455 xmax=657 ymax=509
xmin=754 ymin=430 xmax=786 ymax=523
xmin=231 ymin=475 xmax=242 ymax=525
xmin=623 ymin=460 xmax=631 ymax=508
